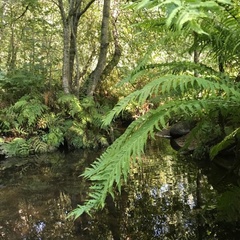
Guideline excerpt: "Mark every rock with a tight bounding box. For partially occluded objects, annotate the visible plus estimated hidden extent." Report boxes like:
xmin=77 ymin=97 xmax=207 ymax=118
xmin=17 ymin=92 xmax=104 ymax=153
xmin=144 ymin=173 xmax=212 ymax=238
xmin=170 ymin=121 xmax=195 ymax=138
xmin=170 ymin=133 xmax=199 ymax=153
xmin=155 ymin=128 xmax=171 ymax=138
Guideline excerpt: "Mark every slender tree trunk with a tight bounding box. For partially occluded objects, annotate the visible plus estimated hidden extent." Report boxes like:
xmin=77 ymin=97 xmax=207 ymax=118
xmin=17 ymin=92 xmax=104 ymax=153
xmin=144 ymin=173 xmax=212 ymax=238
xmin=57 ymin=0 xmax=95 ymax=95
xmin=193 ymin=32 xmax=199 ymax=77
xmin=58 ymin=0 xmax=71 ymax=94
xmin=87 ymin=0 xmax=111 ymax=96
xmin=100 ymin=13 xmax=121 ymax=80
xmin=62 ymin=22 xmax=71 ymax=94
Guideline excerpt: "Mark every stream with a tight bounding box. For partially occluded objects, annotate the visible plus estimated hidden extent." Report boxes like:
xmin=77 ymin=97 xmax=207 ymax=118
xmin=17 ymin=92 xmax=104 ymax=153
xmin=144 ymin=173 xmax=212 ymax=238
xmin=1 ymin=139 xmax=240 ymax=239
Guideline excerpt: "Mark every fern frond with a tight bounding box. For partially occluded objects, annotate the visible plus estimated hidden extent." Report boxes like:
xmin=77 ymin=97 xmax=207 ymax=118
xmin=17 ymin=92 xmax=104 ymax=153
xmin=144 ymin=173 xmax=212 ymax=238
xmin=12 ymin=97 xmax=48 ymax=127
xmin=104 ymin=74 xmax=240 ymax=126
xmin=29 ymin=137 xmax=49 ymax=154
xmin=2 ymin=138 xmax=29 ymax=157
xmin=130 ymin=0 xmax=232 ymax=34
xmin=70 ymin=95 xmax=237 ymax=218
xmin=210 ymin=127 xmax=240 ymax=160
xmin=120 ymin=61 xmax=220 ymax=85
xmin=57 ymin=93 xmax=83 ymax=118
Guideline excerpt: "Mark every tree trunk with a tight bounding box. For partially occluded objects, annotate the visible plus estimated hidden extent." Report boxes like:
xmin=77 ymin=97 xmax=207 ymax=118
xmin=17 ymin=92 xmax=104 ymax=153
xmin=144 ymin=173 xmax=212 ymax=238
xmin=62 ymin=22 xmax=71 ymax=94
xmin=193 ymin=32 xmax=199 ymax=77
xmin=100 ymin=13 xmax=121 ymax=81
xmin=57 ymin=0 xmax=95 ymax=95
xmin=87 ymin=0 xmax=111 ymax=96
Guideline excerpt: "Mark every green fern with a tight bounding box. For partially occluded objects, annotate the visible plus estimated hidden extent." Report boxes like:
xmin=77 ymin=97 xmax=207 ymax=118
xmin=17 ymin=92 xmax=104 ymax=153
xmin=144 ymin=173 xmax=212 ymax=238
xmin=105 ymin=74 xmax=240 ymax=125
xmin=28 ymin=136 xmax=49 ymax=154
xmin=69 ymin=0 xmax=240 ymax=218
xmin=69 ymin=69 xmax=240 ymax=218
xmin=42 ymin=127 xmax=64 ymax=148
xmin=57 ymin=93 xmax=83 ymax=118
xmin=217 ymin=186 xmax=240 ymax=222
xmin=1 ymin=138 xmax=29 ymax=157
xmin=129 ymin=0 xmax=232 ymax=34
xmin=210 ymin=127 xmax=240 ymax=159
xmin=12 ymin=96 xmax=48 ymax=127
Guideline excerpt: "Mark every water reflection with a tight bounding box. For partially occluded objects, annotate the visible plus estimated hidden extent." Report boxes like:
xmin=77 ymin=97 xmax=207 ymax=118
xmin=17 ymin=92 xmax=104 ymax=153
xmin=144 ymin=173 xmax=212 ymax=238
xmin=0 ymin=139 xmax=239 ymax=239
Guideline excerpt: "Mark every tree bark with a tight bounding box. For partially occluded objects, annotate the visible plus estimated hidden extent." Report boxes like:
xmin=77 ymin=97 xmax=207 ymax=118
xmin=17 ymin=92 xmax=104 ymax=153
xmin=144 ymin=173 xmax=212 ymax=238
xmin=62 ymin=22 xmax=71 ymax=94
xmin=100 ymin=13 xmax=121 ymax=81
xmin=57 ymin=0 xmax=95 ymax=94
xmin=87 ymin=0 xmax=111 ymax=96
xmin=193 ymin=32 xmax=199 ymax=77
xmin=57 ymin=0 xmax=71 ymax=93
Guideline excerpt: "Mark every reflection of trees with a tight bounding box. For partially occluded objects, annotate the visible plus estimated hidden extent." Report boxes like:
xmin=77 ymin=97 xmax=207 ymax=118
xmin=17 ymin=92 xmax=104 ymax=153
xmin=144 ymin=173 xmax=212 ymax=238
xmin=1 ymin=142 xmax=232 ymax=239
xmin=0 ymin=178 xmax=79 ymax=238
xmin=0 ymin=151 xmax=96 ymax=239
xmin=120 ymin=140 xmax=218 ymax=239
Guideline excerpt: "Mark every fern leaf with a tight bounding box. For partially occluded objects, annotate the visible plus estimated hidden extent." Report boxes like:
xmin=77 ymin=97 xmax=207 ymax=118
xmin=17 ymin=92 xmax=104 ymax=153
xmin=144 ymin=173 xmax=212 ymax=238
xmin=210 ymin=127 xmax=240 ymax=160
xmin=70 ymin=95 xmax=234 ymax=218
xmin=104 ymin=74 xmax=239 ymax=127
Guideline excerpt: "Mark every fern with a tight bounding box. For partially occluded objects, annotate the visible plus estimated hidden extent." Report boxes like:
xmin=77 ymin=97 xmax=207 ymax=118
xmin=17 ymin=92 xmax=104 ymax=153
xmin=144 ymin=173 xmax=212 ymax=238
xmin=210 ymin=127 xmax=240 ymax=160
xmin=121 ymin=61 xmax=220 ymax=85
xmin=105 ymin=74 xmax=240 ymax=125
xmin=57 ymin=93 xmax=83 ymax=118
xmin=69 ymin=68 xmax=240 ymax=218
xmin=129 ymin=0 xmax=232 ymax=34
xmin=42 ymin=127 xmax=64 ymax=148
xmin=10 ymin=96 xmax=48 ymax=128
xmin=69 ymin=0 xmax=240 ymax=218
xmin=217 ymin=186 xmax=240 ymax=222
xmin=28 ymin=136 xmax=49 ymax=154
xmin=1 ymin=138 xmax=29 ymax=157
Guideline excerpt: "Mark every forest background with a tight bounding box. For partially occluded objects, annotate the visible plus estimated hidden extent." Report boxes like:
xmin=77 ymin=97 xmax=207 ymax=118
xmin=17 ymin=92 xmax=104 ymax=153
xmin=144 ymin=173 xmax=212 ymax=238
xmin=1 ymin=0 xmax=240 ymax=218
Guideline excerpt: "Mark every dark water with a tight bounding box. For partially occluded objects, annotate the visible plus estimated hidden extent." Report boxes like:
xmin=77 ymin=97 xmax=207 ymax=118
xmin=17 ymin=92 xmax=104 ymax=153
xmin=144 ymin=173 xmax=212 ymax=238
xmin=0 ymin=139 xmax=240 ymax=239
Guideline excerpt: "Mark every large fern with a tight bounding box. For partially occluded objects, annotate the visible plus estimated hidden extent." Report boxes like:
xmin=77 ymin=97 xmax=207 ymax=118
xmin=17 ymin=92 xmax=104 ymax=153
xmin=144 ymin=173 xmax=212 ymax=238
xmin=69 ymin=0 xmax=240 ymax=218
xmin=129 ymin=0 xmax=232 ymax=34
xmin=69 ymin=72 xmax=240 ymax=218
xmin=10 ymin=96 xmax=48 ymax=128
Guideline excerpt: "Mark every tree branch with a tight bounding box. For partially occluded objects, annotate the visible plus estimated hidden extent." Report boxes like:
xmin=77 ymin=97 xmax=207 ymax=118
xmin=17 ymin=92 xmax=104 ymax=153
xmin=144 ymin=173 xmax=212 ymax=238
xmin=78 ymin=0 xmax=95 ymax=18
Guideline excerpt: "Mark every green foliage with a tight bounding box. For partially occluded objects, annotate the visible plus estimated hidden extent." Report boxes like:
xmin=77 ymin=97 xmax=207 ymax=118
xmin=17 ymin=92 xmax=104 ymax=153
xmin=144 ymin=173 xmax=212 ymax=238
xmin=210 ymin=127 xmax=240 ymax=159
xmin=69 ymin=0 xmax=240 ymax=215
xmin=28 ymin=136 xmax=49 ymax=154
xmin=217 ymin=186 xmax=240 ymax=222
xmin=1 ymin=95 xmax=49 ymax=137
xmin=0 ymin=91 xmax=111 ymax=157
xmin=1 ymin=138 xmax=30 ymax=157
xmin=129 ymin=0 xmax=232 ymax=34
xmin=12 ymin=96 xmax=48 ymax=127
xmin=0 ymin=66 xmax=46 ymax=102
xmin=56 ymin=94 xmax=109 ymax=149
xmin=69 ymin=64 xmax=240 ymax=218
xmin=42 ymin=127 xmax=64 ymax=148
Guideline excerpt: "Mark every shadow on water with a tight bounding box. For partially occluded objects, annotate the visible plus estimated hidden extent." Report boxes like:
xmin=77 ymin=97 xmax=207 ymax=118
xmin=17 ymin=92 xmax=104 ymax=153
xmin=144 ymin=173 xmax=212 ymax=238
xmin=1 ymin=139 xmax=240 ymax=239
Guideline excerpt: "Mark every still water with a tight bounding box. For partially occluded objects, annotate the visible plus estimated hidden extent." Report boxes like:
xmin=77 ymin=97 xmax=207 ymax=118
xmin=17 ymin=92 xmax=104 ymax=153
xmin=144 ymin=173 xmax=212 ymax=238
xmin=0 ymin=139 xmax=239 ymax=239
